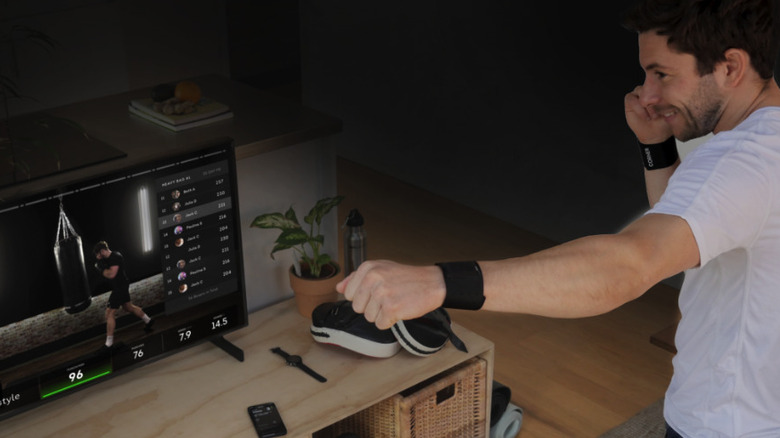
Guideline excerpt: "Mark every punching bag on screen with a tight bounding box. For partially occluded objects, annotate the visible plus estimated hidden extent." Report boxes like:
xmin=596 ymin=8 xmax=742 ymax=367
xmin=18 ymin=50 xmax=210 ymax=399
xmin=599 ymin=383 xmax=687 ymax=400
xmin=53 ymin=200 xmax=92 ymax=314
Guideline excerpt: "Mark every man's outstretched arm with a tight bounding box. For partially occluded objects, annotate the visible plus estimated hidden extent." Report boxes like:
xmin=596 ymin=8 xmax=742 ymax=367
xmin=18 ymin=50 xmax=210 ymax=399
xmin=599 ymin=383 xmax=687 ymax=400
xmin=338 ymin=213 xmax=699 ymax=330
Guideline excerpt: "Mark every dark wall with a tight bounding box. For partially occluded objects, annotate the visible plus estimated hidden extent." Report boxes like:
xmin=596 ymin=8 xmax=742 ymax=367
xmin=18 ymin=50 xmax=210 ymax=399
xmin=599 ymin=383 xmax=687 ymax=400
xmin=300 ymin=1 xmax=651 ymax=243
xmin=3 ymin=0 xmax=657 ymax=246
xmin=226 ymin=0 xmax=301 ymax=95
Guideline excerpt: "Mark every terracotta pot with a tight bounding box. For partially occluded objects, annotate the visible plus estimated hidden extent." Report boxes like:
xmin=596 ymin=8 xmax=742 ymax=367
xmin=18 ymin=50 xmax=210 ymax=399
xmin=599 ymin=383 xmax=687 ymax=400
xmin=288 ymin=262 xmax=342 ymax=318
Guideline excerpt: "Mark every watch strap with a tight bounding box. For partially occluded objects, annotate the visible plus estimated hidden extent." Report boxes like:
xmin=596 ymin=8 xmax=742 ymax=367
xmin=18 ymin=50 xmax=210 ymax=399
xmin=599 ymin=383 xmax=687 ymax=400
xmin=271 ymin=347 xmax=326 ymax=383
xmin=270 ymin=347 xmax=290 ymax=359
xmin=297 ymin=363 xmax=327 ymax=382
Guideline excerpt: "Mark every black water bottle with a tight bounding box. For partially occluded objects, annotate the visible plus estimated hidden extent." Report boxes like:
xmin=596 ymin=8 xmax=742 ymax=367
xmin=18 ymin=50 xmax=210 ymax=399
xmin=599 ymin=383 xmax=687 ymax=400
xmin=343 ymin=209 xmax=366 ymax=276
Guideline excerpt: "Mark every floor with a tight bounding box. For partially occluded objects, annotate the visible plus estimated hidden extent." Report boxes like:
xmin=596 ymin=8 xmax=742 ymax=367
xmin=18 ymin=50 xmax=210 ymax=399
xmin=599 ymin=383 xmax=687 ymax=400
xmin=336 ymin=157 xmax=679 ymax=438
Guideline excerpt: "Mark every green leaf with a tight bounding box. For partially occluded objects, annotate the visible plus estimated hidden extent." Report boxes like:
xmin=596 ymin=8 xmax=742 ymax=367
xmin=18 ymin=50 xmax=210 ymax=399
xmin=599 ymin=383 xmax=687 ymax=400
xmin=276 ymin=228 xmax=309 ymax=247
xmin=314 ymin=253 xmax=331 ymax=266
xmin=269 ymin=228 xmax=309 ymax=259
xmin=250 ymin=212 xmax=300 ymax=230
xmin=308 ymin=234 xmax=325 ymax=245
xmin=269 ymin=242 xmax=294 ymax=259
xmin=304 ymin=196 xmax=344 ymax=226
xmin=251 ymin=196 xmax=344 ymax=271
xmin=284 ymin=206 xmax=299 ymax=223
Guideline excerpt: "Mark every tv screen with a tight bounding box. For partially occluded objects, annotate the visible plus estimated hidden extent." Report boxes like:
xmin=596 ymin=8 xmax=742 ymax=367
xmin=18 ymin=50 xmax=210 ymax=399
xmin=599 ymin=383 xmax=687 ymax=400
xmin=0 ymin=139 xmax=248 ymax=420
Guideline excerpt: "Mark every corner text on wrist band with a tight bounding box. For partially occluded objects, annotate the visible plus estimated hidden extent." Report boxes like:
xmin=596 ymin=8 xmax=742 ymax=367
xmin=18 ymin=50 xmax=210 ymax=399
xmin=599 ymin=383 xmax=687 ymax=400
xmin=638 ymin=136 xmax=679 ymax=170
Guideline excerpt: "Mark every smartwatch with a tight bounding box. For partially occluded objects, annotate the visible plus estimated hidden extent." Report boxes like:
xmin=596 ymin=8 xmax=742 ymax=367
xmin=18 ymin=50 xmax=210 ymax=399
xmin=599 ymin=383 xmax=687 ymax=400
xmin=270 ymin=347 xmax=327 ymax=383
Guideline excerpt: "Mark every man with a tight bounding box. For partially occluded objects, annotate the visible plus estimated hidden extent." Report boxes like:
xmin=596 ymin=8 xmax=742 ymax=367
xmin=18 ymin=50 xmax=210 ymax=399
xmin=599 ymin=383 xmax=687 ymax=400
xmin=93 ymin=241 xmax=154 ymax=348
xmin=338 ymin=0 xmax=780 ymax=436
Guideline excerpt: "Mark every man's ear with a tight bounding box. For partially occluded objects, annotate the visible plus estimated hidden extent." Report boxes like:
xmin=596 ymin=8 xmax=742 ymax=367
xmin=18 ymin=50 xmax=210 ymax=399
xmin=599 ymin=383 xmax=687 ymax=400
xmin=720 ymin=48 xmax=749 ymax=87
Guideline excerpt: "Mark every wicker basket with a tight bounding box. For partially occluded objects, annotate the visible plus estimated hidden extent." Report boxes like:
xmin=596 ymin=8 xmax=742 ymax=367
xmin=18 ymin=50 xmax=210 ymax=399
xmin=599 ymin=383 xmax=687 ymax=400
xmin=316 ymin=357 xmax=487 ymax=438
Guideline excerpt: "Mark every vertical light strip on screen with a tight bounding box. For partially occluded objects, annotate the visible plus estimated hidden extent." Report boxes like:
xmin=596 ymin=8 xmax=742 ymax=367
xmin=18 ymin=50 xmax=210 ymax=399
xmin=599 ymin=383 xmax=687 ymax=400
xmin=138 ymin=186 xmax=153 ymax=253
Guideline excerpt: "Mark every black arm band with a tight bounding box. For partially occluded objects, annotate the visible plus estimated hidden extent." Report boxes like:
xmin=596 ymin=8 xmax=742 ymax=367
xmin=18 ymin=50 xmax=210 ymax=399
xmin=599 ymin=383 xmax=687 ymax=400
xmin=638 ymin=137 xmax=679 ymax=170
xmin=436 ymin=261 xmax=485 ymax=310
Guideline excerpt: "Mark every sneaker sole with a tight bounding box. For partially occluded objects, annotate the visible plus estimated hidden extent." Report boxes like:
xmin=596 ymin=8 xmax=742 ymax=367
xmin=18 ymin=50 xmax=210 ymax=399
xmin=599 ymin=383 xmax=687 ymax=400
xmin=310 ymin=324 xmax=401 ymax=358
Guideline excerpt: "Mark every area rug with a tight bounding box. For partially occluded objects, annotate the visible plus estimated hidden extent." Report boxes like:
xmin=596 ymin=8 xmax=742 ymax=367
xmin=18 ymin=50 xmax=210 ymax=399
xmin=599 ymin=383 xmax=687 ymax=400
xmin=599 ymin=398 xmax=665 ymax=438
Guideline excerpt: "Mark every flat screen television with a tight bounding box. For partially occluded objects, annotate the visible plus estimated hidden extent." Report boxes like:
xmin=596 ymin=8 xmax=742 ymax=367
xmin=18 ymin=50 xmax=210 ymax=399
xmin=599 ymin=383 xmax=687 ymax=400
xmin=0 ymin=139 xmax=248 ymax=421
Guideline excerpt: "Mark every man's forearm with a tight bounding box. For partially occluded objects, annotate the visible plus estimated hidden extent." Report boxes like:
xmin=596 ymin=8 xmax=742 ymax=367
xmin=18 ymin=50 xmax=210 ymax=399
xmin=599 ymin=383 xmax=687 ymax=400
xmin=340 ymin=214 xmax=698 ymax=330
xmin=478 ymin=211 xmax=700 ymax=318
xmin=479 ymin=233 xmax=653 ymax=318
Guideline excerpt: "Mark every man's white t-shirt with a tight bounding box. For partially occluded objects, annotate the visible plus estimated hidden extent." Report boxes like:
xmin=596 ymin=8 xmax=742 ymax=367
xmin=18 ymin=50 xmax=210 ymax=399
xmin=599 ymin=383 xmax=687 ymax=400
xmin=649 ymin=107 xmax=780 ymax=437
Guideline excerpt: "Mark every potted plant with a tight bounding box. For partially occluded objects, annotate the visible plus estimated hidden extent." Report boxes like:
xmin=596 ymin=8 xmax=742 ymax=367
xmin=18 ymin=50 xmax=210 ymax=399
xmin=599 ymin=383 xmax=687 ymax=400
xmin=251 ymin=195 xmax=344 ymax=317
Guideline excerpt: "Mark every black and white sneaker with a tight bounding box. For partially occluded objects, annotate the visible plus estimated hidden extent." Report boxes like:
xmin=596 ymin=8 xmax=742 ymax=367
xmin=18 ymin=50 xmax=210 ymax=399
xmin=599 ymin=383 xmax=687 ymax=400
xmin=310 ymin=301 xmax=401 ymax=358
xmin=392 ymin=308 xmax=468 ymax=357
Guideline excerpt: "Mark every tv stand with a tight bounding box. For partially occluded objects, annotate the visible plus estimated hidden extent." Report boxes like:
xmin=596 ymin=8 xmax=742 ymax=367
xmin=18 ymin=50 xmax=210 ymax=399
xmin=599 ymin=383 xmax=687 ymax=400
xmin=211 ymin=336 xmax=245 ymax=362
xmin=0 ymin=298 xmax=494 ymax=437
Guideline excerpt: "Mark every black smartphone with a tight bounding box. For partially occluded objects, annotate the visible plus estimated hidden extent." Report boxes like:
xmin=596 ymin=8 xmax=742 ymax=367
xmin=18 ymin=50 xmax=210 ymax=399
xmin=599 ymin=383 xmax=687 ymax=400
xmin=247 ymin=402 xmax=287 ymax=437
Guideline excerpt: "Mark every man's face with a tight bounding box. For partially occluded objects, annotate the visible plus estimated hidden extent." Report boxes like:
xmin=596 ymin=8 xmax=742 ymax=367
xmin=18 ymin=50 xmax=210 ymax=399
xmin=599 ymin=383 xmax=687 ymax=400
xmin=637 ymin=32 xmax=725 ymax=141
xmin=96 ymin=249 xmax=110 ymax=260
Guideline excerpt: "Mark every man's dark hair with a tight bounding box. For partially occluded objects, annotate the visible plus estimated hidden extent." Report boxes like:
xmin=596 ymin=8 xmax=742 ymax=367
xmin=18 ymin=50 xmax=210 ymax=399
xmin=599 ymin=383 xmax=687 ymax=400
xmin=622 ymin=0 xmax=779 ymax=79
xmin=93 ymin=241 xmax=109 ymax=255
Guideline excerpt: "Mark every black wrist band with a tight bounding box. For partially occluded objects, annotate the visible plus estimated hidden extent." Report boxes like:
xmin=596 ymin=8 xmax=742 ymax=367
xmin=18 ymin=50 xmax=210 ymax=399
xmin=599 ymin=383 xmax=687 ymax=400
xmin=436 ymin=261 xmax=485 ymax=310
xmin=638 ymin=137 xmax=679 ymax=170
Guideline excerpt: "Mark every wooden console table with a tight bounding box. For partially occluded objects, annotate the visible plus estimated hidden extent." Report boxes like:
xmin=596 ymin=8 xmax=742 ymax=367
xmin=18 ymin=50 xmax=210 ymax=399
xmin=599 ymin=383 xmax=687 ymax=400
xmin=0 ymin=299 xmax=494 ymax=437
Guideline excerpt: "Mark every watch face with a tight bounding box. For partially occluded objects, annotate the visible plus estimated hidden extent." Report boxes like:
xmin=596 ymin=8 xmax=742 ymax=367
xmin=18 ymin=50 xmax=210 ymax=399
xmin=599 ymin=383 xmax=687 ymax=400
xmin=286 ymin=355 xmax=302 ymax=366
